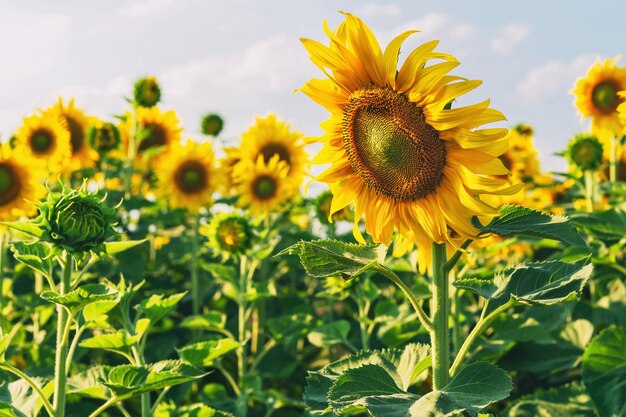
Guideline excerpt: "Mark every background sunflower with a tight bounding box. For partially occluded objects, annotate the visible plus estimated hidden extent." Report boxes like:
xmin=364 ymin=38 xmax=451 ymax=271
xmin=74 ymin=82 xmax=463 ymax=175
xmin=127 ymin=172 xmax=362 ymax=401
xmin=0 ymin=145 xmax=46 ymax=221
xmin=14 ymin=113 xmax=71 ymax=173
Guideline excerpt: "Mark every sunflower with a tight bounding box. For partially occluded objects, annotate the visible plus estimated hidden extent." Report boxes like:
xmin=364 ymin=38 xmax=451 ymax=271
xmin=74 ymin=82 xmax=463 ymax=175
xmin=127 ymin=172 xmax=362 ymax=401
xmin=0 ymin=145 xmax=46 ymax=221
xmin=120 ymin=107 xmax=182 ymax=167
xmin=14 ymin=113 xmax=71 ymax=172
xmin=219 ymin=146 xmax=241 ymax=195
xmin=234 ymin=155 xmax=298 ymax=216
xmin=315 ymin=189 xmax=353 ymax=225
xmin=201 ymin=211 xmax=253 ymax=259
xmin=566 ymin=133 xmax=604 ymax=172
xmin=44 ymin=98 xmax=95 ymax=170
xmin=239 ymin=113 xmax=308 ymax=185
xmin=572 ymin=57 xmax=626 ymax=135
xmin=87 ymin=120 xmax=121 ymax=156
xmin=201 ymin=113 xmax=224 ymax=137
xmin=153 ymin=140 xmax=218 ymax=213
xmin=499 ymin=127 xmax=541 ymax=182
xmin=300 ymin=13 xmax=519 ymax=269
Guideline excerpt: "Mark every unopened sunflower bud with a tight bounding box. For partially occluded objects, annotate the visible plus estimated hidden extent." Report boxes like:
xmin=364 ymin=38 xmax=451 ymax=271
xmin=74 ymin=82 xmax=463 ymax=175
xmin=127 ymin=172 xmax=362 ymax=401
xmin=200 ymin=113 xmax=224 ymax=137
xmin=566 ymin=133 xmax=604 ymax=171
xmin=133 ymin=76 xmax=161 ymax=108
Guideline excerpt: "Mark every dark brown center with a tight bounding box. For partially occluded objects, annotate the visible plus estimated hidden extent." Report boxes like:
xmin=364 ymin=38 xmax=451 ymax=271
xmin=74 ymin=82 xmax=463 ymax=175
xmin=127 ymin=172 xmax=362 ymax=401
xmin=174 ymin=160 xmax=208 ymax=194
xmin=0 ymin=163 xmax=21 ymax=206
xmin=138 ymin=123 xmax=167 ymax=153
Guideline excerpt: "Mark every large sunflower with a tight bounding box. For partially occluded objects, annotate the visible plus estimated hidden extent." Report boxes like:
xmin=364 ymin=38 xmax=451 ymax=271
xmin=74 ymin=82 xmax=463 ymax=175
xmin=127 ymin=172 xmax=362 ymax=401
xmin=239 ymin=113 xmax=308 ymax=185
xmin=14 ymin=113 xmax=71 ymax=172
xmin=121 ymin=106 xmax=182 ymax=161
xmin=499 ymin=126 xmax=541 ymax=181
xmin=572 ymin=57 xmax=626 ymax=135
xmin=44 ymin=98 xmax=95 ymax=170
xmin=300 ymin=13 xmax=519 ymax=267
xmin=234 ymin=155 xmax=298 ymax=216
xmin=0 ymin=145 xmax=46 ymax=221
xmin=154 ymin=140 xmax=218 ymax=213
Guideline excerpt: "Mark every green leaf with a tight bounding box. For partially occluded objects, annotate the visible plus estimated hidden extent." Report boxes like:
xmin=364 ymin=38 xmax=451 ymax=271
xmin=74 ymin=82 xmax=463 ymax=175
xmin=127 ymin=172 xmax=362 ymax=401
xmin=138 ymin=292 xmax=187 ymax=324
xmin=503 ymin=382 xmax=596 ymax=417
xmin=0 ymin=221 xmax=43 ymax=239
xmin=177 ymin=339 xmax=240 ymax=367
xmin=0 ymin=378 xmax=53 ymax=417
xmin=277 ymin=239 xmax=387 ymax=278
xmin=68 ymin=365 xmax=110 ymax=400
xmin=101 ymin=365 xmax=149 ymax=396
xmin=455 ymin=260 xmax=593 ymax=312
xmin=79 ymin=330 xmax=137 ymax=357
xmin=9 ymin=242 xmax=54 ymax=281
xmin=181 ymin=312 xmax=226 ymax=330
xmin=582 ymin=326 xmax=626 ymax=417
xmin=40 ymin=284 xmax=118 ymax=314
xmin=308 ymin=320 xmax=351 ymax=348
xmin=473 ymin=205 xmax=587 ymax=248
xmin=154 ymin=402 xmax=235 ymax=417
xmin=411 ymin=362 xmax=512 ymax=417
xmin=327 ymin=364 xmax=419 ymax=415
xmin=104 ymin=239 xmax=147 ymax=255
xmin=82 ymin=300 xmax=119 ymax=323
xmin=572 ymin=203 xmax=626 ymax=242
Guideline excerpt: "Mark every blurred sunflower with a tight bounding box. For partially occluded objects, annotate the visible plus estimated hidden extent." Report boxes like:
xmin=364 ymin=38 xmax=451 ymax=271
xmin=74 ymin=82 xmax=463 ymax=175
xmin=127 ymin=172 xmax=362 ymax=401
xmin=572 ymin=57 xmax=626 ymax=135
xmin=235 ymin=155 xmax=298 ymax=216
xmin=239 ymin=113 xmax=308 ymax=185
xmin=121 ymin=107 xmax=181 ymax=161
xmin=87 ymin=120 xmax=121 ymax=156
xmin=44 ymin=98 xmax=95 ymax=170
xmin=499 ymin=128 xmax=541 ymax=181
xmin=0 ymin=145 xmax=46 ymax=221
xmin=315 ymin=189 xmax=353 ymax=224
xmin=154 ymin=141 xmax=218 ymax=213
xmin=566 ymin=133 xmax=604 ymax=172
xmin=219 ymin=146 xmax=241 ymax=195
xmin=201 ymin=113 xmax=224 ymax=137
xmin=299 ymin=13 xmax=518 ymax=266
xmin=15 ymin=113 xmax=71 ymax=172
xmin=201 ymin=211 xmax=253 ymax=259
xmin=133 ymin=76 xmax=161 ymax=108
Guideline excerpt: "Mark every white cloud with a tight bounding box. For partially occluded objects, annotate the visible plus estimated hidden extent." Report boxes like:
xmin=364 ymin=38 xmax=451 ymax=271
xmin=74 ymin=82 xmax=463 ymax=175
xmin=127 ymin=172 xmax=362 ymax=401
xmin=450 ymin=23 xmax=477 ymax=42
xmin=358 ymin=2 xmax=401 ymax=19
xmin=120 ymin=0 xmax=175 ymax=17
xmin=490 ymin=23 xmax=531 ymax=54
xmin=517 ymin=54 xmax=598 ymax=102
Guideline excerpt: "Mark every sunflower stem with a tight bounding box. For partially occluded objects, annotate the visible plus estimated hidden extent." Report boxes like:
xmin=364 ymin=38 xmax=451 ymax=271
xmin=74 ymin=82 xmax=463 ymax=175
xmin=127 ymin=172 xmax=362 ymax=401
xmin=584 ymin=170 xmax=594 ymax=213
xmin=191 ymin=213 xmax=201 ymax=317
xmin=237 ymin=255 xmax=249 ymax=417
xmin=430 ymin=242 xmax=449 ymax=390
xmin=610 ymin=133 xmax=618 ymax=183
xmin=0 ymin=232 xmax=6 ymax=334
xmin=53 ymin=253 xmax=73 ymax=417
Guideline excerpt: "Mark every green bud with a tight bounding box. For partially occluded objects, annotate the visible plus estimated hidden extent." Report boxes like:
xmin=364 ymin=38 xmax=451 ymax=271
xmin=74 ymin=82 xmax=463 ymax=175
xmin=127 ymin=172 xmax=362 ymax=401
xmin=566 ymin=133 xmax=604 ymax=172
xmin=200 ymin=113 xmax=224 ymax=137
xmin=133 ymin=76 xmax=161 ymax=108
xmin=202 ymin=212 xmax=252 ymax=259
xmin=87 ymin=122 xmax=121 ymax=154
xmin=36 ymin=184 xmax=117 ymax=253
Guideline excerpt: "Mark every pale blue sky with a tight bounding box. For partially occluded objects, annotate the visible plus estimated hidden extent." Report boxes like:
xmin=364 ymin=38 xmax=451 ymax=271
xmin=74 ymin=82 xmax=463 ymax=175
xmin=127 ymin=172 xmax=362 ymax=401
xmin=1 ymin=0 xmax=625 ymax=171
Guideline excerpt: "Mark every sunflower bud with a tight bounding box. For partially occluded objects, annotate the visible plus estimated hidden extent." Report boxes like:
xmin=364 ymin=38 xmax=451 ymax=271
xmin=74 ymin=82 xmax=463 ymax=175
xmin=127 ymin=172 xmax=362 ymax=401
xmin=200 ymin=113 xmax=224 ymax=137
xmin=87 ymin=121 xmax=121 ymax=154
xmin=36 ymin=184 xmax=117 ymax=253
xmin=133 ymin=76 xmax=161 ymax=108
xmin=566 ymin=133 xmax=604 ymax=172
xmin=201 ymin=212 xmax=252 ymax=259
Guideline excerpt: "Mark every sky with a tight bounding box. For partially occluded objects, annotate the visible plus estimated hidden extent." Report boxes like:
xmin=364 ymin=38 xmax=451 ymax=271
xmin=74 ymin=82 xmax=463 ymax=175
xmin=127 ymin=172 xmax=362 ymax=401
xmin=1 ymin=0 xmax=625 ymax=172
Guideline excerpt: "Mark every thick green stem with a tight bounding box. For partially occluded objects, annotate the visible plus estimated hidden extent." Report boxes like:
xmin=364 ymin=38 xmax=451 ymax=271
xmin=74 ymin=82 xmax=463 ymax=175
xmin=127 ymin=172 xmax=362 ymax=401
xmin=584 ymin=170 xmax=594 ymax=213
xmin=124 ymin=109 xmax=138 ymax=201
xmin=237 ymin=256 xmax=248 ymax=416
xmin=609 ymin=133 xmax=618 ymax=183
xmin=53 ymin=254 xmax=73 ymax=417
xmin=450 ymin=300 xmax=515 ymax=376
xmin=374 ymin=265 xmax=432 ymax=332
xmin=430 ymin=242 xmax=449 ymax=390
xmin=0 ymin=233 xmax=6 ymax=333
xmin=191 ymin=214 xmax=201 ymax=317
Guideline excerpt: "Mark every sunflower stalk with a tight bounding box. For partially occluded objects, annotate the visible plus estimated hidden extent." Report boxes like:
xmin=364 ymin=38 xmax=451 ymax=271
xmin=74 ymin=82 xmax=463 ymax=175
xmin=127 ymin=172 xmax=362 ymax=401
xmin=0 ymin=232 xmax=6 ymax=334
xmin=430 ymin=242 xmax=449 ymax=390
xmin=610 ymin=133 xmax=618 ymax=183
xmin=52 ymin=253 xmax=73 ymax=417
xmin=584 ymin=170 xmax=595 ymax=213
xmin=191 ymin=213 xmax=201 ymax=317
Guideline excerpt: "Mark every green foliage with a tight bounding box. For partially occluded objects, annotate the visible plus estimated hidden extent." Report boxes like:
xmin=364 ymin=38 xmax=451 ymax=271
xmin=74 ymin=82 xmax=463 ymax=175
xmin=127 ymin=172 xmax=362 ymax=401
xmin=40 ymin=284 xmax=118 ymax=314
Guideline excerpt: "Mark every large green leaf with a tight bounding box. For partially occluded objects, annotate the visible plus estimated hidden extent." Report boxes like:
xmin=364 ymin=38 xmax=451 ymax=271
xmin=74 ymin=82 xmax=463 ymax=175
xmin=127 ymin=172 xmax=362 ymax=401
xmin=177 ymin=339 xmax=240 ymax=367
xmin=0 ymin=378 xmax=53 ymax=417
xmin=102 ymin=360 xmax=207 ymax=397
xmin=154 ymin=401 xmax=235 ymax=417
xmin=180 ymin=312 xmax=227 ymax=330
xmin=503 ymin=382 xmax=596 ymax=417
xmin=411 ymin=362 xmax=512 ymax=417
xmin=68 ymin=365 xmax=110 ymax=400
xmin=582 ymin=326 xmax=626 ymax=417
xmin=572 ymin=204 xmax=626 ymax=242
xmin=327 ymin=364 xmax=419 ymax=415
xmin=0 ymin=221 xmax=43 ymax=239
xmin=304 ymin=344 xmax=430 ymax=415
xmin=79 ymin=330 xmax=138 ymax=357
xmin=277 ymin=239 xmax=387 ymax=278
xmin=103 ymin=239 xmax=147 ymax=255
xmin=455 ymin=260 xmax=592 ymax=312
xmin=40 ymin=284 xmax=118 ymax=314
xmin=138 ymin=292 xmax=187 ymax=324
xmin=473 ymin=205 xmax=587 ymax=248
xmin=9 ymin=242 xmax=54 ymax=281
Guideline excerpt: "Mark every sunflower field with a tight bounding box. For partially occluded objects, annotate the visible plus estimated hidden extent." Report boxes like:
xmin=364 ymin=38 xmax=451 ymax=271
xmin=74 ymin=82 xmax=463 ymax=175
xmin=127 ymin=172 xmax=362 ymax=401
xmin=1 ymin=9 xmax=626 ymax=417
